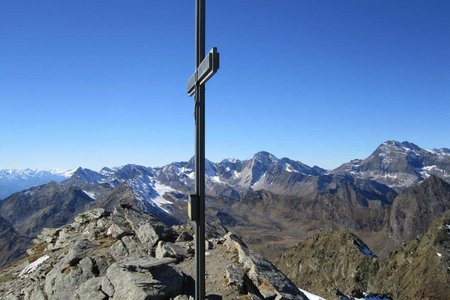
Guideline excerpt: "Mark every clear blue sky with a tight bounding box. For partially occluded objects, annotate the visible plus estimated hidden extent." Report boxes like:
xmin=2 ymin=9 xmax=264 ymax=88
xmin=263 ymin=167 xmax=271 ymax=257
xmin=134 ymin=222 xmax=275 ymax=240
xmin=1 ymin=0 xmax=449 ymax=170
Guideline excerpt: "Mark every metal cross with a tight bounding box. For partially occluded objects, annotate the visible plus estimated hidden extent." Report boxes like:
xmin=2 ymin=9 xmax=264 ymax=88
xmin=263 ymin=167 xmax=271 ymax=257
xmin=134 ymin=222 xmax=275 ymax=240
xmin=186 ymin=0 xmax=220 ymax=299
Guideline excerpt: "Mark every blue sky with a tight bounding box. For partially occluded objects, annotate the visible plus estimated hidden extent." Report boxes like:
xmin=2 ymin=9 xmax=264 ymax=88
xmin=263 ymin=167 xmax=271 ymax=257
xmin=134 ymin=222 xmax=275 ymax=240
xmin=1 ymin=0 xmax=449 ymax=170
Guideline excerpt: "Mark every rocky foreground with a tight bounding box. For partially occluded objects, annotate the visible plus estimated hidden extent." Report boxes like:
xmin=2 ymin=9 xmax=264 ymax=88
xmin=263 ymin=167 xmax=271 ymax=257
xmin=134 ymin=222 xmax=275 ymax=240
xmin=0 ymin=205 xmax=307 ymax=299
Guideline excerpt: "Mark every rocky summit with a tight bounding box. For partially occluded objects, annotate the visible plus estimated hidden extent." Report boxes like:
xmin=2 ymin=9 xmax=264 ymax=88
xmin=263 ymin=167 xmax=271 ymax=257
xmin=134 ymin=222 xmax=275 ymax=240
xmin=0 ymin=205 xmax=307 ymax=300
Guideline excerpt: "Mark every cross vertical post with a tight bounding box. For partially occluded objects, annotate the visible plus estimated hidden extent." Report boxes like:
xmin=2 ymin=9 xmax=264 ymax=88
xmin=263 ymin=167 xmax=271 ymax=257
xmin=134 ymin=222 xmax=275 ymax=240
xmin=186 ymin=0 xmax=219 ymax=299
xmin=194 ymin=0 xmax=206 ymax=299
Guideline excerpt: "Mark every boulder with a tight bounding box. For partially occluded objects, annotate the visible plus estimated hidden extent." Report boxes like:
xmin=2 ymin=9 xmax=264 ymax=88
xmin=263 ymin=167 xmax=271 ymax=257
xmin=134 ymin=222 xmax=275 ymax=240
xmin=225 ymin=264 xmax=244 ymax=292
xmin=155 ymin=241 xmax=187 ymax=260
xmin=44 ymin=257 xmax=97 ymax=300
xmin=64 ymin=239 xmax=100 ymax=266
xmin=75 ymin=276 xmax=114 ymax=300
xmin=74 ymin=208 xmax=108 ymax=225
xmin=224 ymin=233 xmax=307 ymax=300
xmin=106 ymin=262 xmax=183 ymax=299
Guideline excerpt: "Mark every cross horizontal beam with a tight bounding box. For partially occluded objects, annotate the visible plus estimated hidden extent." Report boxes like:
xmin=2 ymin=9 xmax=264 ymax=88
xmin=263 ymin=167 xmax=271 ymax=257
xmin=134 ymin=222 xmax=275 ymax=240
xmin=187 ymin=47 xmax=220 ymax=96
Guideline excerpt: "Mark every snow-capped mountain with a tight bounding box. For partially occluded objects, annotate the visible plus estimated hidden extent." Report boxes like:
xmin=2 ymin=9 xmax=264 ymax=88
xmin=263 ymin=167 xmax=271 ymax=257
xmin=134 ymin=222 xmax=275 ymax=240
xmin=0 ymin=169 xmax=75 ymax=200
xmin=2 ymin=140 xmax=448 ymax=209
xmin=63 ymin=164 xmax=183 ymax=218
xmin=334 ymin=140 xmax=450 ymax=190
xmin=154 ymin=151 xmax=327 ymax=197
xmin=0 ymin=152 xmax=325 ymax=219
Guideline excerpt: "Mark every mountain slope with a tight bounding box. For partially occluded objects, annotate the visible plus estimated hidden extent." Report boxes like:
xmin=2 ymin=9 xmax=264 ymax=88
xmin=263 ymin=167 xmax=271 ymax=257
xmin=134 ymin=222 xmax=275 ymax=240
xmin=387 ymin=175 xmax=450 ymax=242
xmin=207 ymin=174 xmax=396 ymax=263
xmin=277 ymin=229 xmax=379 ymax=299
xmin=370 ymin=212 xmax=450 ymax=300
xmin=0 ymin=216 xmax=31 ymax=267
xmin=0 ymin=182 xmax=95 ymax=237
xmin=277 ymin=212 xmax=450 ymax=300
xmin=334 ymin=140 xmax=450 ymax=190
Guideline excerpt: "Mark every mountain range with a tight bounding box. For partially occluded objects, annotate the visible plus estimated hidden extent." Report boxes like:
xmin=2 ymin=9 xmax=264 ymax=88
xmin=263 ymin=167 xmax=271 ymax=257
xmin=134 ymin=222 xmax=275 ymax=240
xmin=0 ymin=140 xmax=449 ymax=298
xmin=0 ymin=169 xmax=75 ymax=200
xmin=1 ymin=140 xmax=449 ymax=202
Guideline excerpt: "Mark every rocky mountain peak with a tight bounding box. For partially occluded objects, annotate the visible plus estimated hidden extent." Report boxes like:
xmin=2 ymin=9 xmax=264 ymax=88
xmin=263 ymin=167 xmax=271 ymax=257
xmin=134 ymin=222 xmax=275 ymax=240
xmin=432 ymin=147 xmax=450 ymax=155
xmin=71 ymin=167 xmax=105 ymax=185
xmin=113 ymin=164 xmax=154 ymax=180
xmin=380 ymin=140 xmax=422 ymax=152
xmin=334 ymin=140 xmax=450 ymax=190
xmin=251 ymin=151 xmax=279 ymax=164
xmin=99 ymin=167 xmax=115 ymax=177
xmin=0 ymin=205 xmax=308 ymax=299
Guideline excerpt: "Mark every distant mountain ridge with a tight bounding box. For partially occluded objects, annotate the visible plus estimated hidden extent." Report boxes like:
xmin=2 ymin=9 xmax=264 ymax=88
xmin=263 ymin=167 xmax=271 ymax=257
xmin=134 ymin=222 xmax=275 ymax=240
xmin=2 ymin=140 xmax=448 ymax=201
xmin=334 ymin=140 xmax=450 ymax=190
xmin=0 ymin=141 xmax=448 ymax=224
xmin=0 ymin=169 xmax=75 ymax=199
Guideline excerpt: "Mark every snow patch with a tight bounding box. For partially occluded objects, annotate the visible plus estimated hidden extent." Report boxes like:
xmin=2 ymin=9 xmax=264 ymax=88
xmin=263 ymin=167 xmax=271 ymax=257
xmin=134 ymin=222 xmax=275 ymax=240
xmin=82 ymin=190 xmax=97 ymax=200
xmin=225 ymin=158 xmax=239 ymax=163
xmin=423 ymin=165 xmax=437 ymax=171
xmin=299 ymin=288 xmax=327 ymax=300
xmin=210 ymin=176 xmax=223 ymax=183
xmin=354 ymin=295 xmax=392 ymax=300
xmin=284 ymin=163 xmax=298 ymax=173
xmin=152 ymin=181 xmax=176 ymax=213
xmin=19 ymin=255 xmax=50 ymax=277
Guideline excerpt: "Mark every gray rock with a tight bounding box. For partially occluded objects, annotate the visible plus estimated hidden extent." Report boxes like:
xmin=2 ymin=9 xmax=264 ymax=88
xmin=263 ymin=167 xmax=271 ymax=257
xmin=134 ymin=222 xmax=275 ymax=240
xmin=44 ymin=257 xmax=97 ymax=300
xmin=36 ymin=227 xmax=59 ymax=244
xmin=109 ymin=240 xmax=128 ymax=261
xmin=65 ymin=239 xmax=99 ymax=266
xmin=121 ymin=235 xmax=144 ymax=256
xmin=50 ymin=225 xmax=75 ymax=250
xmin=91 ymin=253 xmax=116 ymax=276
xmin=224 ymin=233 xmax=307 ymax=300
xmin=134 ymin=222 xmax=164 ymax=247
xmin=155 ymin=241 xmax=186 ymax=260
xmin=23 ymin=285 xmax=46 ymax=300
xmin=120 ymin=256 xmax=176 ymax=270
xmin=120 ymin=206 xmax=175 ymax=247
xmin=109 ymin=236 xmax=143 ymax=262
xmin=74 ymin=208 xmax=107 ymax=225
xmin=4 ymin=294 xmax=19 ymax=300
xmin=106 ymin=222 xmax=134 ymax=239
xmin=225 ymin=264 xmax=244 ymax=291
xmin=106 ymin=262 xmax=183 ymax=299
xmin=75 ymin=276 xmax=114 ymax=300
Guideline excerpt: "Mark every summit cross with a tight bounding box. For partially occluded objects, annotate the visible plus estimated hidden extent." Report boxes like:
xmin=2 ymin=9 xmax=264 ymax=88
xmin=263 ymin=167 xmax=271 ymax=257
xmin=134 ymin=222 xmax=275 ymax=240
xmin=186 ymin=0 xmax=220 ymax=299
